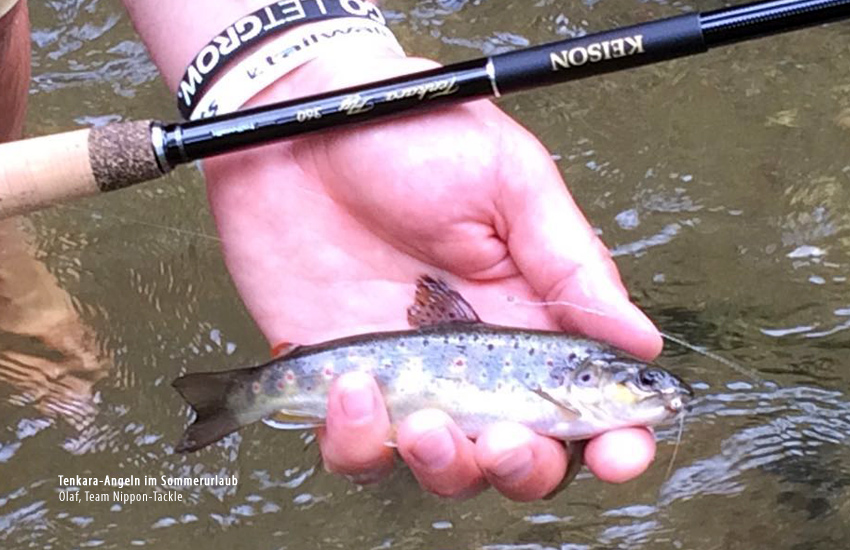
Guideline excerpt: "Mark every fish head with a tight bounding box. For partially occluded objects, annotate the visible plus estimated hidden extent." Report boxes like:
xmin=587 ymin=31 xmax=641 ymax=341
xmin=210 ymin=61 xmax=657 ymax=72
xmin=558 ymin=355 xmax=693 ymax=431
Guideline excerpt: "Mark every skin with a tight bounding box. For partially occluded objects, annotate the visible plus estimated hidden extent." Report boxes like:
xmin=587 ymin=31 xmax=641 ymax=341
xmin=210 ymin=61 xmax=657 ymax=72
xmin=0 ymin=0 xmax=29 ymax=142
xmin=122 ymin=0 xmax=662 ymax=500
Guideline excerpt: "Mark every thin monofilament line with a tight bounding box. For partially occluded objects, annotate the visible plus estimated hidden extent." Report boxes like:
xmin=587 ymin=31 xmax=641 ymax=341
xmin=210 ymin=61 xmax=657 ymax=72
xmin=659 ymin=332 xmax=765 ymax=384
xmin=56 ymin=204 xmax=223 ymax=242
xmin=505 ymin=296 xmax=610 ymax=317
xmin=665 ymin=412 xmax=686 ymax=481
xmin=506 ymin=295 xmax=766 ymax=383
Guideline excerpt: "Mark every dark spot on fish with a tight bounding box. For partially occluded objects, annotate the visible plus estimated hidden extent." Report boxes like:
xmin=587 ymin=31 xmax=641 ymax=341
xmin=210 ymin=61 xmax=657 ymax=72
xmin=422 ymin=339 xmax=429 ymax=347
xmin=384 ymin=363 xmax=392 ymax=370
xmin=524 ymin=372 xmax=531 ymax=379
xmin=529 ymin=348 xmax=535 ymax=356
xmin=546 ymin=359 xmax=555 ymax=367
xmin=568 ymin=353 xmax=577 ymax=362
xmin=487 ymin=344 xmax=494 ymax=351
xmin=513 ymin=340 xmax=519 ymax=349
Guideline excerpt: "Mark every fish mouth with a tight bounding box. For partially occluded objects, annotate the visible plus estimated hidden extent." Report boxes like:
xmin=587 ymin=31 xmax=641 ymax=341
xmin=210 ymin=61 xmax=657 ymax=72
xmin=665 ymin=378 xmax=695 ymax=413
xmin=663 ymin=393 xmax=690 ymax=413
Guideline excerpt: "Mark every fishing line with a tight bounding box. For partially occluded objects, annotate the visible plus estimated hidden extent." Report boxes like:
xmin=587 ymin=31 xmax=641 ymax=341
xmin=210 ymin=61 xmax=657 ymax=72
xmin=665 ymin=412 xmax=686 ymax=481
xmin=506 ymin=294 xmax=766 ymax=383
xmin=505 ymin=296 xmax=610 ymax=317
xmin=56 ymin=204 xmax=222 ymax=243
xmin=660 ymin=332 xmax=765 ymax=385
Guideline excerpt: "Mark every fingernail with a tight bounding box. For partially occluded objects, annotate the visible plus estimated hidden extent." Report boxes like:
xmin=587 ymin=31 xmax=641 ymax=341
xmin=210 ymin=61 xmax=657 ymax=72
xmin=339 ymin=373 xmax=375 ymax=422
xmin=411 ymin=427 xmax=456 ymax=471
xmin=488 ymin=447 xmax=534 ymax=484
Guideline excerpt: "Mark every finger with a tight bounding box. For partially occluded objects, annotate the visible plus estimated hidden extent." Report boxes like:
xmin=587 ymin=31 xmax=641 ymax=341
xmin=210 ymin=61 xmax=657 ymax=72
xmin=474 ymin=422 xmax=568 ymax=501
xmin=396 ymin=409 xmax=488 ymax=499
xmin=318 ymin=372 xmax=394 ymax=483
xmin=584 ymin=427 xmax=656 ymax=483
xmin=497 ymin=130 xmax=662 ymax=361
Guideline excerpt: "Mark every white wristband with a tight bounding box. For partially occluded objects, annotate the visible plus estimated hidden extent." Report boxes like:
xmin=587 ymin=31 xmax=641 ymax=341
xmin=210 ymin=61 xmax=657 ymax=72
xmin=189 ymin=17 xmax=404 ymax=120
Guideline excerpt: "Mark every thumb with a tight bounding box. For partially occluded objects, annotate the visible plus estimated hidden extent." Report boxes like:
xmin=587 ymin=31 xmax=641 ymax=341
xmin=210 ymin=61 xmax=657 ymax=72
xmin=497 ymin=132 xmax=662 ymax=361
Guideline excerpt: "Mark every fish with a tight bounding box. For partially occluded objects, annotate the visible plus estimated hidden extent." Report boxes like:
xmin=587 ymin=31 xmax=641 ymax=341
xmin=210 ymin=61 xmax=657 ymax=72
xmin=172 ymin=275 xmax=693 ymax=454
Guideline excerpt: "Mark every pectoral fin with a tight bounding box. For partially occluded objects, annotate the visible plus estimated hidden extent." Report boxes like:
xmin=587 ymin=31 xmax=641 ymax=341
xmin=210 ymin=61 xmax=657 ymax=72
xmin=528 ymin=385 xmax=581 ymax=420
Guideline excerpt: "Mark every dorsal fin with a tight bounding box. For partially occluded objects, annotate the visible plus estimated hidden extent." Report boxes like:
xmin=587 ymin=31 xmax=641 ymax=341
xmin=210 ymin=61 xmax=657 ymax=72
xmin=407 ymin=275 xmax=481 ymax=328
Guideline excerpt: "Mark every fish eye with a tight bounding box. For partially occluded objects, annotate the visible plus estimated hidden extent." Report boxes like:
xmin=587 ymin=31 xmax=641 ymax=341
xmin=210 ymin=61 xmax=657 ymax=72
xmin=575 ymin=367 xmax=597 ymax=387
xmin=638 ymin=367 xmax=666 ymax=389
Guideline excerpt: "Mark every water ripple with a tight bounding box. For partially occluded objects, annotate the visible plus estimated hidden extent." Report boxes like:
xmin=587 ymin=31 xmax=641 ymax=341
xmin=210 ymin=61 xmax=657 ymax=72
xmin=661 ymin=385 xmax=850 ymax=505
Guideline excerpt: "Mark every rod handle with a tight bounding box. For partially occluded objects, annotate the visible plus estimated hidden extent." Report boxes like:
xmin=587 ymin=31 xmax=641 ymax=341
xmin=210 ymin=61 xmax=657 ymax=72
xmin=0 ymin=120 xmax=165 ymax=219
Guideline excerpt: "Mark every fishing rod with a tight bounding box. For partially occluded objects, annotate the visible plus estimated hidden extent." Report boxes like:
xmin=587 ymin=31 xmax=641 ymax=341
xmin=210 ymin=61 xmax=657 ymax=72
xmin=1 ymin=0 xmax=848 ymax=219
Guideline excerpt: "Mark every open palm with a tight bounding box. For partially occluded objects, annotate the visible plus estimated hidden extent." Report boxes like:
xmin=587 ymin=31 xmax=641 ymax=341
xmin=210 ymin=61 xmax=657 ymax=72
xmin=202 ymin=51 xmax=663 ymax=500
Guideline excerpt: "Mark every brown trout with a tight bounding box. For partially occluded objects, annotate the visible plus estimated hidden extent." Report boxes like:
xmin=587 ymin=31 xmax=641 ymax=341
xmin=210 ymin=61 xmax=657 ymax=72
xmin=173 ymin=276 xmax=692 ymax=453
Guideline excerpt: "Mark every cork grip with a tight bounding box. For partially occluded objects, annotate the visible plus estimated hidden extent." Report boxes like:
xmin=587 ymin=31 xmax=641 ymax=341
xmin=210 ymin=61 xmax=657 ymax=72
xmin=0 ymin=120 xmax=164 ymax=219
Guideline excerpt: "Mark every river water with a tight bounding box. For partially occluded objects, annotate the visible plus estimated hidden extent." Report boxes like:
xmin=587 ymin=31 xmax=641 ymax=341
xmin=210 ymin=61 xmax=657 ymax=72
xmin=2 ymin=0 xmax=850 ymax=548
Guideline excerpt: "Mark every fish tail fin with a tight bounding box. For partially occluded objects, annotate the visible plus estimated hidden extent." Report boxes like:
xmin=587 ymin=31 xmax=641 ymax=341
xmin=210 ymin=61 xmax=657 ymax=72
xmin=172 ymin=370 xmax=245 ymax=453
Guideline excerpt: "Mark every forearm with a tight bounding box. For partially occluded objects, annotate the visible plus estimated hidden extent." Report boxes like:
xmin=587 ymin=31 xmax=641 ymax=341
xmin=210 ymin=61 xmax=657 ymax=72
xmin=122 ymin=0 xmax=385 ymax=93
xmin=0 ymin=0 xmax=29 ymax=142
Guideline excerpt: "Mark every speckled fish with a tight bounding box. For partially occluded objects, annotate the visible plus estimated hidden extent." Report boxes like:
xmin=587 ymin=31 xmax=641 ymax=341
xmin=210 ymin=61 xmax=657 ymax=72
xmin=172 ymin=276 xmax=693 ymax=453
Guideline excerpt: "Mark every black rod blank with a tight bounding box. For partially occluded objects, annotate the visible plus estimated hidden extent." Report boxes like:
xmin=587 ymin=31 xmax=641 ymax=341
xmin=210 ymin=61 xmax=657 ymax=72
xmin=701 ymin=0 xmax=850 ymax=45
xmin=158 ymin=0 xmax=850 ymax=169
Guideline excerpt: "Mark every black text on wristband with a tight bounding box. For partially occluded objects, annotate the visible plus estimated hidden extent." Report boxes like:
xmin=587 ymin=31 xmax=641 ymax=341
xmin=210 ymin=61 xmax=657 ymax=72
xmin=177 ymin=0 xmax=386 ymax=119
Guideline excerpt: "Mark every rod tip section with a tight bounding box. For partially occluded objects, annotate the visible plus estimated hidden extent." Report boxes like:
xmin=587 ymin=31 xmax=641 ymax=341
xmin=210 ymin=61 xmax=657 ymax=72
xmin=88 ymin=120 xmax=165 ymax=192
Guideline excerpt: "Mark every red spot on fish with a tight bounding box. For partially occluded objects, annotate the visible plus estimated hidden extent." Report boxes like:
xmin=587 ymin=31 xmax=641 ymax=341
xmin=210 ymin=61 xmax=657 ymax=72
xmin=454 ymin=358 xmax=466 ymax=367
xmin=285 ymin=370 xmax=296 ymax=384
xmin=252 ymin=381 xmax=261 ymax=394
xmin=276 ymin=379 xmax=286 ymax=390
xmin=323 ymin=365 xmax=334 ymax=380
xmin=546 ymin=358 xmax=555 ymax=368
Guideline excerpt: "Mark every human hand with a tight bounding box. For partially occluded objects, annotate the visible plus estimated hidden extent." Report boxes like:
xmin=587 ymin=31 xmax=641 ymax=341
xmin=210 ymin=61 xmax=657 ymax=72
xmin=201 ymin=43 xmax=662 ymax=500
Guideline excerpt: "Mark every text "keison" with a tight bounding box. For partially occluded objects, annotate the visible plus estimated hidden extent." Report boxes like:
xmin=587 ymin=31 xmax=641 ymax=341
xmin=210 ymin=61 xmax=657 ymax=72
xmin=550 ymin=35 xmax=645 ymax=71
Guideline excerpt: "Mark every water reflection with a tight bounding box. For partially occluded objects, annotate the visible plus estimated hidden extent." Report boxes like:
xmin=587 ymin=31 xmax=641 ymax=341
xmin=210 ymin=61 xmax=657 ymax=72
xmin=29 ymin=0 xmax=157 ymax=98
